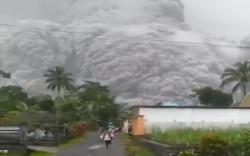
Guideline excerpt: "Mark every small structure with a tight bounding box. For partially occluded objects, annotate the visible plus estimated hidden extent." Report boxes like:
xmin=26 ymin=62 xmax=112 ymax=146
xmin=20 ymin=111 xmax=68 ymax=146
xmin=131 ymin=105 xmax=250 ymax=135
xmin=0 ymin=126 xmax=28 ymax=153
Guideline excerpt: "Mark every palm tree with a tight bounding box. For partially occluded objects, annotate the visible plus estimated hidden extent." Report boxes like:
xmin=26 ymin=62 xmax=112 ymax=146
xmin=221 ymin=61 xmax=250 ymax=97
xmin=44 ymin=66 xmax=74 ymax=95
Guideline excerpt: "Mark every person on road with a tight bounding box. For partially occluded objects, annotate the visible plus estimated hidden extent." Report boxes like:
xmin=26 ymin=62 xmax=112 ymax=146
xmin=128 ymin=124 xmax=132 ymax=136
xmin=103 ymin=131 xmax=112 ymax=149
xmin=110 ymin=128 xmax=115 ymax=140
xmin=99 ymin=127 xmax=104 ymax=141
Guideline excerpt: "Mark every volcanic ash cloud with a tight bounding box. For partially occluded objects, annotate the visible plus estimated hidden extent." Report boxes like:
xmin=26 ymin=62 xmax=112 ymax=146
xmin=0 ymin=0 xmax=238 ymax=105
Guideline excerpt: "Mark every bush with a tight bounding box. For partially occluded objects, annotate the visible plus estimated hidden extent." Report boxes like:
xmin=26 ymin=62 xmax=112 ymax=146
xmin=178 ymin=150 xmax=197 ymax=156
xmin=127 ymin=146 xmax=153 ymax=156
xmin=122 ymin=134 xmax=154 ymax=156
xmin=151 ymin=128 xmax=243 ymax=146
xmin=238 ymin=129 xmax=250 ymax=156
xmin=198 ymin=134 xmax=228 ymax=156
xmin=68 ymin=122 xmax=87 ymax=138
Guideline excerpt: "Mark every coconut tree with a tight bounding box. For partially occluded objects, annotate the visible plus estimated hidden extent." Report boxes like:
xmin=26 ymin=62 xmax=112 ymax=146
xmin=44 ymin=66 xmax=74 ymax=95
xmin=221 ymin=61 xmax=250 ymax=97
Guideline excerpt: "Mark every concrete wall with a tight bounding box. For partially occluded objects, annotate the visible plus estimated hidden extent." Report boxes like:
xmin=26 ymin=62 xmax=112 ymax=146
xmin=138 ymin=108 xmax=250 ymax=133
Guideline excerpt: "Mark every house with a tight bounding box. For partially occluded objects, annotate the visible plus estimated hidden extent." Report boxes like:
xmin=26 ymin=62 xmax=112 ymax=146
xmin=130 ymin=105 xmax=250 ymax=135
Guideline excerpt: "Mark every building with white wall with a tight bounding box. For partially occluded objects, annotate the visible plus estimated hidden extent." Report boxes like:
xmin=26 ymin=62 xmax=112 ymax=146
xmin=131 ymin=106 xmax=250 ymax=134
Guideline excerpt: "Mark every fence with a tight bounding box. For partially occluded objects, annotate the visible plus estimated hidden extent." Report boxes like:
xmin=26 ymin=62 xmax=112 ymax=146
xmin=26 ymin=124 xmax=69 ymax=146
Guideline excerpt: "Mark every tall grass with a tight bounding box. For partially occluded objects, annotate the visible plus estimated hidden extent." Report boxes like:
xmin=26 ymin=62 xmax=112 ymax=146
xmin=150 ymin=128 xmax=244 ymax=146
xmin=122 ymin=134 xmax=154 ymax=156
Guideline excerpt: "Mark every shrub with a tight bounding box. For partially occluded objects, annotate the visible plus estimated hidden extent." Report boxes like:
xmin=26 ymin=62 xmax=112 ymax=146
xmin=68 ymin=122 xmax=87 ymax=138
xmin=178 ymin=150 xmax=197 ymax=156
xmin=198 ymin=134 xmax=228 ymax=156
xmin=238 ymin=129 xmax=250 ymax=156
xmin=151 ymin=128 xmax=243 ymax=146
xmin=122 ymin=134 xmax=154 ymax=156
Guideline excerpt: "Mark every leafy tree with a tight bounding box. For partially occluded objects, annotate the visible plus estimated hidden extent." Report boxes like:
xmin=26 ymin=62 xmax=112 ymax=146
xmin=192 ymin=87 xmax=233 ymax=106
xmin=58 ymin=93 xmax=84 ymax=123
xmin=58 ymin=81 xmax=126 ymax=127
xmin=28 ymin=95 xmax=55 ymax=113
xmin=0 ymin=86 xmax=28 ymax=101
xmin=3 ymin=111 xmax=23 ymax=126
xmin=0 ymin=86 xmax=29 ymax=111
xmin=77 ymin=81 xmax=116 ymax=125
xmin=44 ymin=66 xmax=74 ymax=95
xmin=221 ymin=61 xmax=250 ymax=97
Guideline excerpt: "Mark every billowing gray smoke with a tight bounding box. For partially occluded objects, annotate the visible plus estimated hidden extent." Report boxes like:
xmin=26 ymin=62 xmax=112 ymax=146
xmin=0 ymin=0 xmax=243 ymax=105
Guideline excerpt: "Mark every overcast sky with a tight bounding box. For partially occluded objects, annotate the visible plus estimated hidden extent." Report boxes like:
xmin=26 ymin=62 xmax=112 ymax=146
xmin=0 ymin=0 xmax=250 ymax=41
xmin=182 ymin=0 xmax=250 ymax=41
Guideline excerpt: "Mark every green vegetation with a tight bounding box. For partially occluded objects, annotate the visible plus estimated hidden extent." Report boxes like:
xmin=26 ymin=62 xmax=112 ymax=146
xmin=0 ymin=154 xmax=22 ymax=156
xmin=152 ymin=129 xmax=250 ymax=156
xmin=192 ymin=87 xmax=233 ymax=106
xmin=0 ymin=151 xmax=51 ymax=156
xmin=191 ymin=60 xmax=250 ymax=105
xmin=44 ymin=66 xmax=74 ymax=95
xmin=56 ymin=80 xmax=129 ymax=128
xmin=0 ymin=85 xmax=58 ymax=126
xmin=178 ymin=150 xmax=197 ymax=156
xmin=151 ymin=128 xmax=244 ymax=146
xmin=221 ymin=61 xmax=250 ymax=97
xmin=122 ymin=134 xmax=154 ymax=156
xmin=28 ymin=151 xmax=51 ymax=156
xmin=0 ymin=66 xmax=128 ymax=143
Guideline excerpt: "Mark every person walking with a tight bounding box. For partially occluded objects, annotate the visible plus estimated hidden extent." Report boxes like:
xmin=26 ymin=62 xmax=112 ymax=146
xmin=103 ymin=130 xmax=112 ymax=149
xmin=110 ymin=128 xmax=115 ymax=140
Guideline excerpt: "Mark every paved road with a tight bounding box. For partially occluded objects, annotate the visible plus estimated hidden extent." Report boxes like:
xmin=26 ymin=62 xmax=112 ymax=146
xmin=56 ymin=132 xmax=125 ymax=156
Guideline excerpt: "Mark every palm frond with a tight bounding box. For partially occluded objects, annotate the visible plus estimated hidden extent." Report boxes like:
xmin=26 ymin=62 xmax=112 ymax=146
xmin=221 ymin=61 xmax=250 ymax=97
xmin=232 ymin=82 xmax=240 ymax=93
xmin=221 ymin=68 xmax=239 ymax=78
xmin=220 ymin=77 xmax=237 ymax=88
xmin=44 ymin=66 xmax=74 ymax=94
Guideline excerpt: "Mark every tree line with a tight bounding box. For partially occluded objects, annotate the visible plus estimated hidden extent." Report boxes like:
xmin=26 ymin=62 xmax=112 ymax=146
xmin=0 ymin=66 xmax=129 ymax=128
xmin=193 ymin=61 xmax=250 ymax=107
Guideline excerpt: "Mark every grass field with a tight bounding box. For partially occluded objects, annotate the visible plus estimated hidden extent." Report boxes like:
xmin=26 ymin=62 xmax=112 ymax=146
xmin=150 ymin=128 xmax=244 ymax=145
xmin=122 ymin=134 xmax=154 ymax=156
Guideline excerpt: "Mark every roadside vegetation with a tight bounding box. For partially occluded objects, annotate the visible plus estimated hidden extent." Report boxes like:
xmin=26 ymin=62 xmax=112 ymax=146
xmin=151 ymin=128 xmax=243 ymax=146
xmin=0 ymin=66 xmax=129 ymax=135
xmin=151 ymin=128 xmax=250 ymax=156
xmin=122 ymin=134 xmax=154 ymax=156
xmin=28 ymin=151 xmax=51 ymax=156
xmin=0 ymin=66 xmax=130 ymax=156
xmin=0 ymin=151 xmax=51 ymax=156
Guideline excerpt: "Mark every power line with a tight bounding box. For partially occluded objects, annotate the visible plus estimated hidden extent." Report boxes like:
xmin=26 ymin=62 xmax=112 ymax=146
xmin=0 ymin=23 xmax=249 ymax=49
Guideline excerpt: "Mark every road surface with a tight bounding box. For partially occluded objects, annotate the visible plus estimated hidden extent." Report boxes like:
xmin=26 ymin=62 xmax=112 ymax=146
xmin=56 ymin=132 xmax=125 ymax=156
